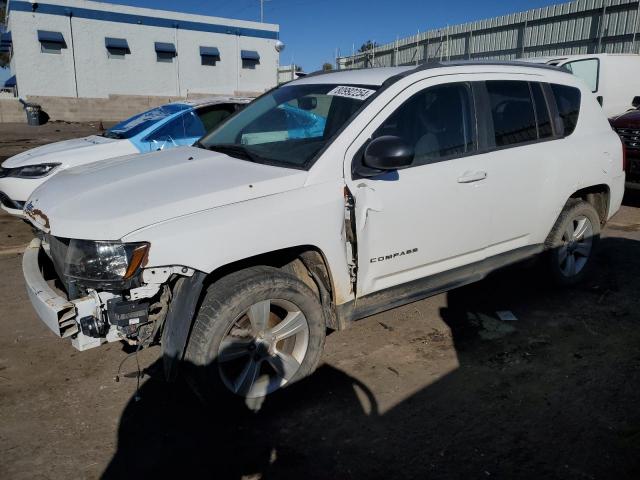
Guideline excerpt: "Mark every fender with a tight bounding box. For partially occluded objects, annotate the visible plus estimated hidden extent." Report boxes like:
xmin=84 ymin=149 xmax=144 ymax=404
xmin=161 ymin=271 xmax=207 ymax=381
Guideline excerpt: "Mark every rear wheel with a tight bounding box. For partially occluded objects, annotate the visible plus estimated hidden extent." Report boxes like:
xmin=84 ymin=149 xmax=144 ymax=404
xmin=546 ymin=200 xmax=601 ymax=286
xmin=184 ymin=266 xmax=326 ymax=401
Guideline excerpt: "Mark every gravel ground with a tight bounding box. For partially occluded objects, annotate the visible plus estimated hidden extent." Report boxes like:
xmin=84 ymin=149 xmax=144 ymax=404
xmin=0 ymin=123 xmax=639 ymax=480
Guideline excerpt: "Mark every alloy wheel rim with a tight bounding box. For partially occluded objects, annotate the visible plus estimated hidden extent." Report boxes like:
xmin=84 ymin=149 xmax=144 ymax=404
xmin=217 ymin=298 xmax=309 ymax=399
xmin=558 ymin=215 xmax=593 ymax=277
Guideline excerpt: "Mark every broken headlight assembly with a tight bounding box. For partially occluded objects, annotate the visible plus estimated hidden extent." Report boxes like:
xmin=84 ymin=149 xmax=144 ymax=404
xmin=63 ymin=239 xmax=150 ymax=287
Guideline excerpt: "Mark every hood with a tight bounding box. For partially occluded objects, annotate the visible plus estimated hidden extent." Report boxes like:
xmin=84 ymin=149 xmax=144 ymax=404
xmin=610 ymin=109 xmax=640 ymax=127
xmin=25 ymin=146 xmax=308 ymax=240
xmin=1 ymin=135 xmax=136 ymax=168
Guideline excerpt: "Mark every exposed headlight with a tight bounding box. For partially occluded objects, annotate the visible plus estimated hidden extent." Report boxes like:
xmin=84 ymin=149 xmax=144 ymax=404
xmin=64 ymin=240 xmax=150 ymax=282
xmin=4 ymin=163 xmax=61 ymax=178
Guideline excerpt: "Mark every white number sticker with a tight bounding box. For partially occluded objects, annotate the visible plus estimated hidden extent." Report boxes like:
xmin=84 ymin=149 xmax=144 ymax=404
xmin=327 ymin=86 xmax=376 ymax=101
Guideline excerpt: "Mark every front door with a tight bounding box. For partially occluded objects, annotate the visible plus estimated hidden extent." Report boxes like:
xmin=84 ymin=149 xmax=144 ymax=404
xmin=344 ymin=79 xmax=491 ymax=297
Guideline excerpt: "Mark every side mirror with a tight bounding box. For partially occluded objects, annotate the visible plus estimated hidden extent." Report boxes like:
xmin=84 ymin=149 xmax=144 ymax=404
xmin=363 ymin=136 xmax=414 ymax=171
xmin=632 ymin=96 xmax=640 ymax=109
xmin=597 ymin=96 xmax=603 ymax=107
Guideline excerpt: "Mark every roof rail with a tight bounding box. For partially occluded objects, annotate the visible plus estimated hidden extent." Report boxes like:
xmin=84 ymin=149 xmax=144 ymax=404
xmin=412 ymin=59 xmax=561 ymax=73
xmin=288 ymin=59 xmax=564 ymax=86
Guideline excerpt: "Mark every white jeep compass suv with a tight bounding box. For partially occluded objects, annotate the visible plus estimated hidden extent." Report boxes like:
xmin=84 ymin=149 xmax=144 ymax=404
xmin=21 ymin=62 xmax=625 ymax=401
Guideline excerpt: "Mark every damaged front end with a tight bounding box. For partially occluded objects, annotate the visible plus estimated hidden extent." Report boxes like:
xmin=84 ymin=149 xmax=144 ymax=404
xmin=23 ymin=235 xmax=196 ymax=352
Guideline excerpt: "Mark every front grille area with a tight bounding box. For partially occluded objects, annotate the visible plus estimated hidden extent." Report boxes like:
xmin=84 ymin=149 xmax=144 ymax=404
xmin=615 ymin=127 xmax=640 ymax=150
xmin=628 ymin=158 xmax=640 ymax=181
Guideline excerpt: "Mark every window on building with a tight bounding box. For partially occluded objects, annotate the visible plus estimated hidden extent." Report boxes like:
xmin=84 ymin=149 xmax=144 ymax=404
xmin=241 ymin=50 xmax=260 ymax=69
xmin=551 ymin=84 xmax=581 ymax=136
xmin=486 ymin=80 xmax=538 ymax=147
xmin=200 ymin=46 xmax=220 ymax=66
xmin=37 ymin=30 xmax=66 ymax=54
xmin=105 ymin=37 xmax=130 ymax=59
xmin=563 ymin=59 xmax=599 ymax=93
xmin=0 ymin=32 xmax=12 ymax=56
xmin=372 ymin=83 xmax=476 ymax=164
xmin=155 ymin=42 xmax=176 ymax=63
xmin=531 ymin=82 xmax=553 ymax=139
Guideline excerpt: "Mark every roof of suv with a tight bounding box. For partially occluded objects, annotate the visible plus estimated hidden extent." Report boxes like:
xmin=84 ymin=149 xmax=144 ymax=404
xmin=291 ymin=60 xmax=566 ymax=87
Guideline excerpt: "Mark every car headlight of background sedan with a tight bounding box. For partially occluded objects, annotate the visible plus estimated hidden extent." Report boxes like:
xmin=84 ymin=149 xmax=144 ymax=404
xmin=0 ymin=163 xmax=61 ymax=178
xmin=64 ymin=240 xmax=150 ymax=282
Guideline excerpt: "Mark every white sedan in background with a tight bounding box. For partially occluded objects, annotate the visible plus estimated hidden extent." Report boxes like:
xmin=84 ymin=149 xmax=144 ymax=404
xmin=0 ymin=96 xmax=250 ymax=217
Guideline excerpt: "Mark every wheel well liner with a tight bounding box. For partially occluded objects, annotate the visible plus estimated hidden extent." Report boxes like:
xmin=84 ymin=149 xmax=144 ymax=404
xmin=570 ymin=184 xmax=610 ymax=224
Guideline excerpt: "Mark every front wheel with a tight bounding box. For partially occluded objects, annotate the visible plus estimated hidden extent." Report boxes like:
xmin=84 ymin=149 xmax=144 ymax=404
xmin=184 ymin=266 xmax=326 ymax=401
xmin=545 ymin=199 xmax=601 ymax=286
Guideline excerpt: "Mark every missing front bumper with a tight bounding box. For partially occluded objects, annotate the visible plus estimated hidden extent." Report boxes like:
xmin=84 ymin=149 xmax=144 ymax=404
xmin=22 ymin=238 xmax=118 ymax=350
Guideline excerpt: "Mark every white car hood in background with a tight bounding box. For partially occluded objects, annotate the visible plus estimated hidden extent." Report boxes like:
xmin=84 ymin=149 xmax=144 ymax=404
xmin=1 ymin=135 xmax=136 ymax=168
xmin=26 ymin=146 xmax=309 ymax=240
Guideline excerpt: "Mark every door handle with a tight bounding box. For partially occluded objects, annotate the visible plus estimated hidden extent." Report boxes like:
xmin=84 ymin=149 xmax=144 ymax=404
xmin=457 ymin=171 xmax=487 ymax=183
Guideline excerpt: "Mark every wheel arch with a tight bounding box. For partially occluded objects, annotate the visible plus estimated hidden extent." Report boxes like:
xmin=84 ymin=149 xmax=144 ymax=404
xmin=161 ymin=245 xmax=342 ymax=381
xmin=569 ymin=184 xmax=610 ymax=225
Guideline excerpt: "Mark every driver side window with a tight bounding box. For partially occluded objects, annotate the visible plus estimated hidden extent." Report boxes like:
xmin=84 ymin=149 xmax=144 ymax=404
xmin=372 ymin=82 xmax=476 ymax=166
xmin=146 ymin=111 xmax=206 ymax=150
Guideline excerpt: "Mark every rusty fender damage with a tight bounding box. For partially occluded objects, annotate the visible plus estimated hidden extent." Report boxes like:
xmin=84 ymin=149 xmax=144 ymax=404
xmin=161 ymin=271 xmax=207 ymax=382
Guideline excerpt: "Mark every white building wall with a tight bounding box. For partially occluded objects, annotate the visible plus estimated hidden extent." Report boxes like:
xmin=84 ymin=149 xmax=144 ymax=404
xmin=9 ymin=9 xmax=77 ymax=97
xmin=6 ymin=0 xmax=280 ymax=98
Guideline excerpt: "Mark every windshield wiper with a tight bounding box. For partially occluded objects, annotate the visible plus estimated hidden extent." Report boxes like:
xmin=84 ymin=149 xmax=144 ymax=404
xmin=204 ymin=144 xmax=264 ymax=164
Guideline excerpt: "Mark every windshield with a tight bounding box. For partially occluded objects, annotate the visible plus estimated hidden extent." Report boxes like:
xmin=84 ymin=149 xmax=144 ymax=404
xmin=103 ymin=104 xmax=191 ymax=139
xmin=199 ymin=84 xmax=379 ymax=169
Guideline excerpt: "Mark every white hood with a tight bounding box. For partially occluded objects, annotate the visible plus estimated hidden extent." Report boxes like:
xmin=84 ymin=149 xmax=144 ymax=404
xmin=1 ymin=136 xmax=138 ymax=169
xmin=25 ymin=146 xmax=308 ymax=240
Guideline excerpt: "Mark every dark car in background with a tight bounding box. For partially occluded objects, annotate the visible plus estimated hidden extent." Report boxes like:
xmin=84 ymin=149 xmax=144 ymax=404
xmin=610 ymin=99 xmax=640 ymax=188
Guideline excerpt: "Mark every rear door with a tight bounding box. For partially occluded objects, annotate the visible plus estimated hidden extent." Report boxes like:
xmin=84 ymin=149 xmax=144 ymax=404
xmin=479 ymin=79 xmax=558 ymax=256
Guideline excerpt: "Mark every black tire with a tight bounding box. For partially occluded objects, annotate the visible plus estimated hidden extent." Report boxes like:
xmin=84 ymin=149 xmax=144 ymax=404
xmin=184 ymin=266 xmax=326 ymax=402
xmin=545 ymin=199 xmax=601 ymax=287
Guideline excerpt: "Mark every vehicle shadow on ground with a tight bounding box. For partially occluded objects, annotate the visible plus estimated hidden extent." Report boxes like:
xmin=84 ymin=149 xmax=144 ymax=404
xmin=103 ymin=237 xmax=640 ymax=480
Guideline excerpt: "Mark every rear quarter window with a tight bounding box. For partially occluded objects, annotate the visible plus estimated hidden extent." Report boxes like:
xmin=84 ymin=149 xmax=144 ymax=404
xmin=551 ymin=84 xmax=581 ymax=136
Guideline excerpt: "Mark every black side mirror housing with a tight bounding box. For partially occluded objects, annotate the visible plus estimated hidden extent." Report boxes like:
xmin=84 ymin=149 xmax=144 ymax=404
xmin=632 ymin=96 xmax=640 ymax=109
xmin=362 ymin=136 xmax=414 ymax=172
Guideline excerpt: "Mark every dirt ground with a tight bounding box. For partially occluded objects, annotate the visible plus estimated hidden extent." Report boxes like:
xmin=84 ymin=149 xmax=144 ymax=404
xmin=1 ymin=123 xmax=639 ymax=480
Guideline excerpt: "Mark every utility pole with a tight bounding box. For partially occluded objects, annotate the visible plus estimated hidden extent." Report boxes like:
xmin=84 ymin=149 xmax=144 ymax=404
xmin=260 ymin=0 xmax=271 ymax=22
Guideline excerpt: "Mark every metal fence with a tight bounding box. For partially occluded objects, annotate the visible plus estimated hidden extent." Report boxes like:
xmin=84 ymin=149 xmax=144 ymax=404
xmin=337 ymin=0 xmax=640 ymax=69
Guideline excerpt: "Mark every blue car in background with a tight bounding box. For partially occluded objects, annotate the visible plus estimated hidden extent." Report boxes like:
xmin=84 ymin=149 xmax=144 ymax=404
xmin=0 ymin=96 xmax=251 ymax=216
xmin=105 ymin=97 xmax=252 ymax=151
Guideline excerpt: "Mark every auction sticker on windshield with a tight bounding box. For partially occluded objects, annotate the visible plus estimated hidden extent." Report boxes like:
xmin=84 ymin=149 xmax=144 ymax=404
xmin=327 ymin=86 xmax=376 ymax=101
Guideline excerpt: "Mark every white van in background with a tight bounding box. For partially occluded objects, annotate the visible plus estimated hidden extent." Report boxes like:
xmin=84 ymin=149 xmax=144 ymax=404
xmin=524 ymin=54 xmax=640 ymax=117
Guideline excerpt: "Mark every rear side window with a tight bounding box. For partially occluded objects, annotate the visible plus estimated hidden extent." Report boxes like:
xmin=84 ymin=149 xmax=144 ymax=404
xmin=486 ymin=81 xmax=537 ymax=147
xmin=551 ymin=84 xmax=581 ymax=136
xmin=531 ymin=83 xmax=553 ymax=139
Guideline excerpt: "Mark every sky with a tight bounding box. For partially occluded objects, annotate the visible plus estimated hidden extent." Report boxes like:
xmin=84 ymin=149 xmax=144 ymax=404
xmin=103 ymin=0 xmax=563 ymax=72
xmin=0 ymin=0 xmax=564 ymax=82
